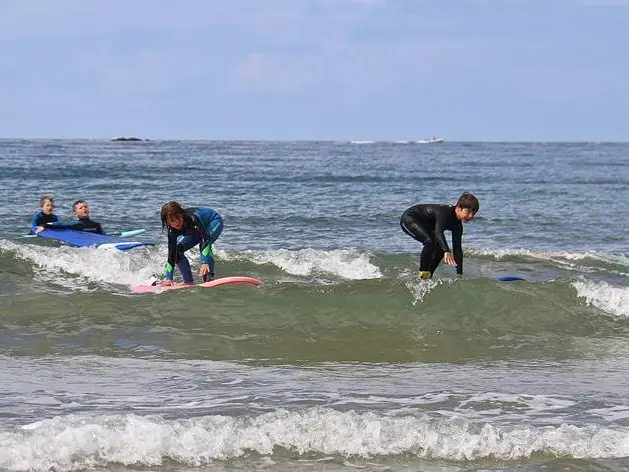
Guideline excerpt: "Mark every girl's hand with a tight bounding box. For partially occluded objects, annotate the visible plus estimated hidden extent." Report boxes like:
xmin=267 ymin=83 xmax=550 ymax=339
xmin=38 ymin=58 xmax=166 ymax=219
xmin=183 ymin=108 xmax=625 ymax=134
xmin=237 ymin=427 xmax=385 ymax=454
xmin=35 ymin=226 xmax=45 ymax=234
xmin=199 ymin=264 xmax=211 ymax=277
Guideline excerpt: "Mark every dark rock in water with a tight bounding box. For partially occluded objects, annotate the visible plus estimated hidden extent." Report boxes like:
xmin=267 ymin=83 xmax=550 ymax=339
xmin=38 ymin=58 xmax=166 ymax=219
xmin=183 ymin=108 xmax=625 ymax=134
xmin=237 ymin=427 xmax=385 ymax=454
xmin=110 ymin=136 xmax=146 ymax=142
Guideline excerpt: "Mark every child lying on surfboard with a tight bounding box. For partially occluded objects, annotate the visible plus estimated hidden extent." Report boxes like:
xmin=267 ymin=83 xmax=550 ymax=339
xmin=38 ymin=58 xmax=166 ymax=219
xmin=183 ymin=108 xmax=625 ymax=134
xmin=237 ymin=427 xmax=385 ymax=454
xmin=30 ymin=195 xmax=59 ymax=234
xmin=44 ymin=200 xmax=105 ymax=234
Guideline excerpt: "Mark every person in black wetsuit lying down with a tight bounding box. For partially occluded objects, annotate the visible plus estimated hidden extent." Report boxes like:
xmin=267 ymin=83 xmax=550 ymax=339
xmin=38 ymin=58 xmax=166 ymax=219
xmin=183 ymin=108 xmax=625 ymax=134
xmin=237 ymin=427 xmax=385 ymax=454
xmin=45 ymin=200 xmax=105 ymax=234
xmin=400 ymin=192 xmax=479 ymax=280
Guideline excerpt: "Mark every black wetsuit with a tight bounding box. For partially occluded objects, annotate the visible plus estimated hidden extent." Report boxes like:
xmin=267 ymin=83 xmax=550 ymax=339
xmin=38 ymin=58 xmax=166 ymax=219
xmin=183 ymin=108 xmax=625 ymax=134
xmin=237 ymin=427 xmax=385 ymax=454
xmin=400 ymin=204 xmax=463 ymax=275
xmin=46 ymin=217 xmax=104 ymax=234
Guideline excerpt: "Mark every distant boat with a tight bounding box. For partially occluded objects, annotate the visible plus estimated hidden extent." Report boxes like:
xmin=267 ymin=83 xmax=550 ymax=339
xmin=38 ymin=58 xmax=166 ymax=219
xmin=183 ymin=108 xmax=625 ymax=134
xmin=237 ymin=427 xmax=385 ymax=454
xmin=110 ymin=136 xmax=146 ymax=142
xmin=417 ymin=137 xmax=444 ymax=144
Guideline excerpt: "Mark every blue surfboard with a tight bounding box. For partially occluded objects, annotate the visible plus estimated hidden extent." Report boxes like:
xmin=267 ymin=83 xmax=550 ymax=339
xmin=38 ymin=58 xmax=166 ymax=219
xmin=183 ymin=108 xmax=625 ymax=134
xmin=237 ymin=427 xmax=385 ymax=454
xmin=38 ymin=229 xmax=154 ymax=251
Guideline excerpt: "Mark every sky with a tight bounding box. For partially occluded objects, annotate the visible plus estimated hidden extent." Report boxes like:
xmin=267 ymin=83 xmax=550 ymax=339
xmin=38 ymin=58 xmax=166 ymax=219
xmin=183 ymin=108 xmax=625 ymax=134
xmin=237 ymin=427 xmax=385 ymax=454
xmin=0 ymin=0 xmax=627 ymax=141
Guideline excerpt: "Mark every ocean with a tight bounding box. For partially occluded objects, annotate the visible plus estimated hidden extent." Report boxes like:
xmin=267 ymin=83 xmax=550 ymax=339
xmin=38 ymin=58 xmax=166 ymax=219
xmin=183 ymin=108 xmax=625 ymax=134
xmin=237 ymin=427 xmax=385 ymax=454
xmin=0 ymin=139 xmax=628 ymax=472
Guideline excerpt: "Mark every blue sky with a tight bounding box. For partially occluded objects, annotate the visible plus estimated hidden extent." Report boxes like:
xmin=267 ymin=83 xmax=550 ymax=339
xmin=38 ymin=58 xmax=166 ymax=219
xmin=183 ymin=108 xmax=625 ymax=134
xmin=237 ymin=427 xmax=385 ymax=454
xmin=0 ymin=0 xmax=627 ymax=141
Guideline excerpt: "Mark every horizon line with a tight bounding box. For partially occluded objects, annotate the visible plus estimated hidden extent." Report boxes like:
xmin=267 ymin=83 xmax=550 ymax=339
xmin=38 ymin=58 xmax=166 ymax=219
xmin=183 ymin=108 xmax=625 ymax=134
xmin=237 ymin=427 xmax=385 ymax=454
xmin=0 ymin=137 xmax=627 ymax=144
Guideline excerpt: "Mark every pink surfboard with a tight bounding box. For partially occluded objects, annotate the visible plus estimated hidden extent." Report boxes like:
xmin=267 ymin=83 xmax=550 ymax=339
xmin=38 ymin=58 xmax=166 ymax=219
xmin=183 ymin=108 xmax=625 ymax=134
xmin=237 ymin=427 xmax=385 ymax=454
xmin=130 ymin=276 xmax=263 ymax=294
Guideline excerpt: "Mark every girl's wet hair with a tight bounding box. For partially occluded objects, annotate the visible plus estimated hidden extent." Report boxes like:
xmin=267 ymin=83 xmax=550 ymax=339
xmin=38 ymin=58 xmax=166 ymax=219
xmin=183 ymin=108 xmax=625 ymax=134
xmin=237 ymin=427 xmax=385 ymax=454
xmin=160 ymin=201 xmax=186 ymax=229
xmin=40 ymin=195 xmax=54 ymax=206
xmin=456 ymin=192 xmax=480 ymax=213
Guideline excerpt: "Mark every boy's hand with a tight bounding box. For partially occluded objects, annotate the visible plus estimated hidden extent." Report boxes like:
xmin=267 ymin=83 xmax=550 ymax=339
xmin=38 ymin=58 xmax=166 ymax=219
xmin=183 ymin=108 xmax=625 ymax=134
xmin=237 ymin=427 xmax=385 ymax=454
xmin=35 ymin=226 xmax=45 ymax=234
xmin=443 ymin=252 xmax=457 ymax=267
xmin=161 ymin=280 xmax=173 ymax=286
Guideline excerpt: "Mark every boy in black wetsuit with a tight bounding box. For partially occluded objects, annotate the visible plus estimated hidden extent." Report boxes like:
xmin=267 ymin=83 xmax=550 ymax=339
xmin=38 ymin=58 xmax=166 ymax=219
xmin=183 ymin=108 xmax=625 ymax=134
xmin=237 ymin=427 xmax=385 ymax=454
xmin=45 ymin=200 xmax=104 ymax=234
xmin=400 ymin=192 xmax=479 ymax=279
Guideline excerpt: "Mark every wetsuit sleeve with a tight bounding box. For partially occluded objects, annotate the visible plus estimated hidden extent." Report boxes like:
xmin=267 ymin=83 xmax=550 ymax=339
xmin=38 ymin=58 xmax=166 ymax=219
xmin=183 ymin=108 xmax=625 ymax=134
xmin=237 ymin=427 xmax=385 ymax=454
xmin=45 ymin=221 xmax=82 ymax=230
xmin=197 ymin=209 xmax=220 ymax=271
xmin=30 ymin=212 xmax=41 ymax=234
xmin=452 ymin=226 xmax=463 ymax=275
xmin=199 ymin=219 xmax=215 ymax=270
xmin=164 ymin=230 xmax=177 ymax=280
xmin=199 ymin=239 xmax=214 ymax=268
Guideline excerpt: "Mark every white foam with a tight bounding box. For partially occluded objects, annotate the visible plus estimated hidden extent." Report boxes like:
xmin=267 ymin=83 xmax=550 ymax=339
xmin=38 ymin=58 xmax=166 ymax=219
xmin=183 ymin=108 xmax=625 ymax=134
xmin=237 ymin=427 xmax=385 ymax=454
xmin=2 ymin=241 xmax=382 ymax=288
xmin=572 ymin=278 xmax=629 ymax=318
xmin=473 ymin=247 xmax=629 ymax=266
xmin=224 ymin=248 xmax=382 ymax=280
xmin=588 ymin=405 xmax=629 ymax=422
xmin=402 ymin=272 xmax=446 ymax=305
xmin=2 ymin=408 xmax=629 ymax=471
xmin=472 ymin=247 xmax=591 ymax=265
xmin=472 ymin=247 xmax=629 ymax=276
xmin=456 ymin=392 xmax=576 ymax=420
xmin=0 ymin=240 xmax=163 ymax=289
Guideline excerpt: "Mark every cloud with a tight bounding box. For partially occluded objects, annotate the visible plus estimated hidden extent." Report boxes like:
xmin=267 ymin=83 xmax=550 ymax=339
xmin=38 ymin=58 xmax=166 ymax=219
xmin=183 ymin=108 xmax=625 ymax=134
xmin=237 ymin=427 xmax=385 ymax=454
xmin=0 ymin=0 xmax=379 ymax=41
xmin=578 ymin=0 xmax=629 ymax=6
xmin=234 ymin=53 xmax=265 ymax=79
xmin=0 ymin=1 xmax=222 ymax=40
xmin=0 ymin=0 xmax=627 ymax=139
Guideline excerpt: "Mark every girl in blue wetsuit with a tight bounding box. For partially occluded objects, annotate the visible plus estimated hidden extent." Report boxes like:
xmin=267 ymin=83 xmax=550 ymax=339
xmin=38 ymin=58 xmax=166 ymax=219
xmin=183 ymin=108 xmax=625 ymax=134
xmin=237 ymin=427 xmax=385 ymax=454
xmin=160 ymin=201 xmax=223 ymax=286
xmin=29 ymin=195 xmax=59 ymax=234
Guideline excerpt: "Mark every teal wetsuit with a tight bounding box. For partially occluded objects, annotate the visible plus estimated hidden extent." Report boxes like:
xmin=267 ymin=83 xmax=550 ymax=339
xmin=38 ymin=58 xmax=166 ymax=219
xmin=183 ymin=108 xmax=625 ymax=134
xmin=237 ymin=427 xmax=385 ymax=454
xmin=29 ymin=211 xmax=59 ymax=234
xmin=164 ymin=207 xmax=223 ymax=283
